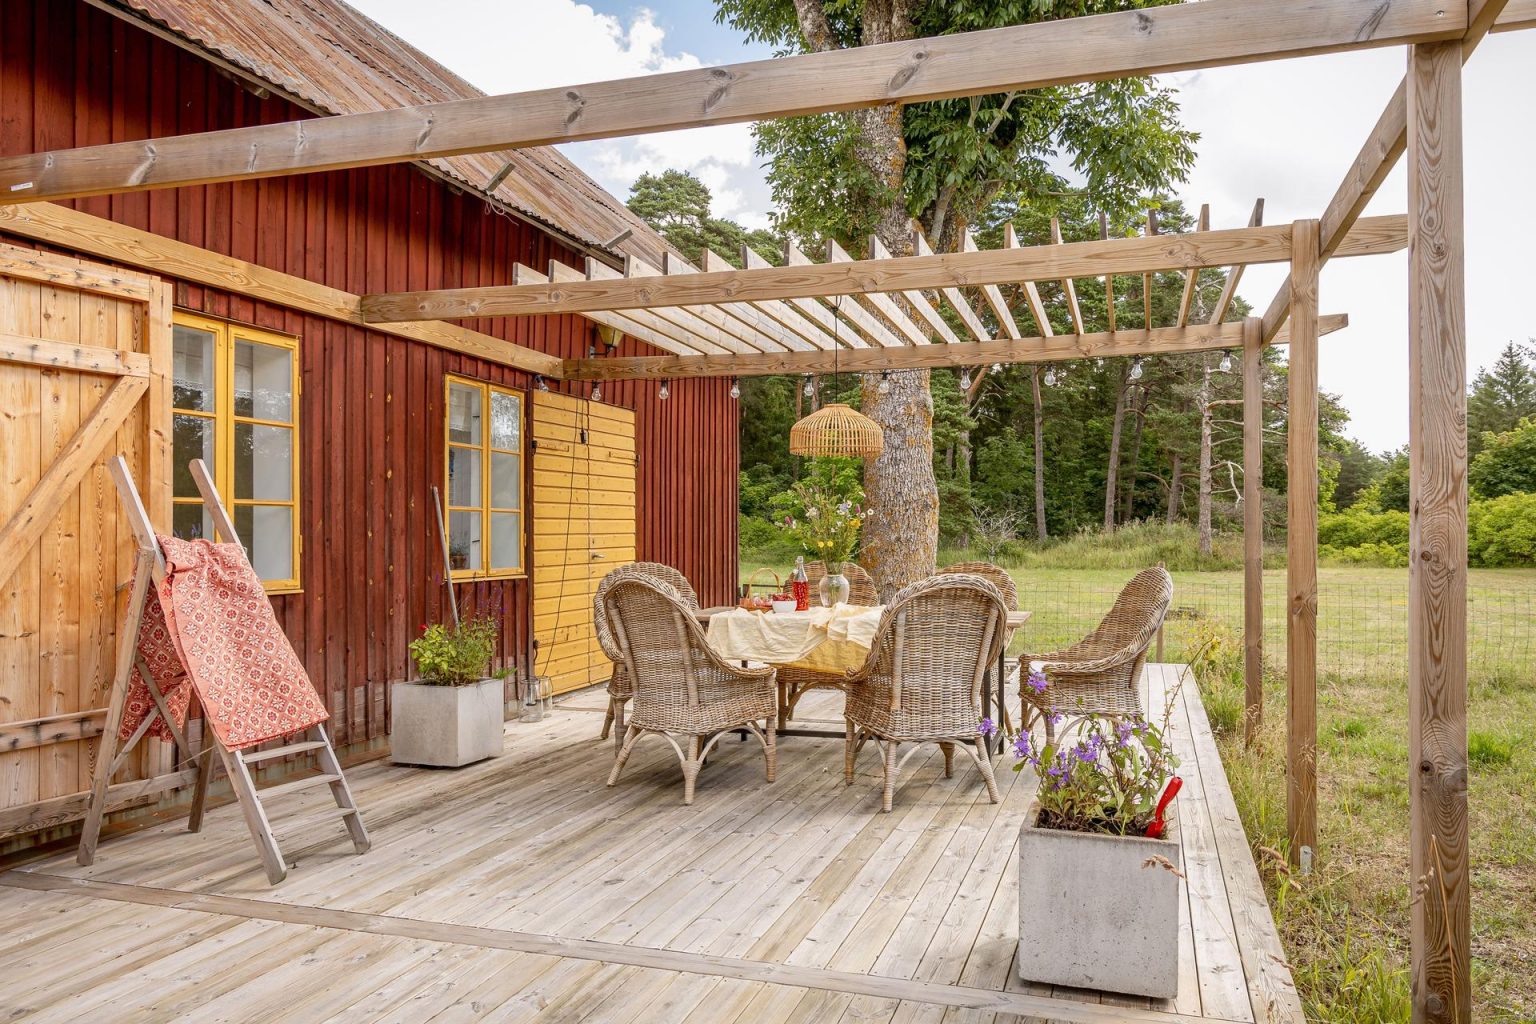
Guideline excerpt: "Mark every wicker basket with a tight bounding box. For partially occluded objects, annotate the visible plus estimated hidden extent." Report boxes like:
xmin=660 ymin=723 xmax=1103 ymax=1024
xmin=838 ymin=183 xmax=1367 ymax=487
xmin=741 ymin=567 xmax=782 ymax=598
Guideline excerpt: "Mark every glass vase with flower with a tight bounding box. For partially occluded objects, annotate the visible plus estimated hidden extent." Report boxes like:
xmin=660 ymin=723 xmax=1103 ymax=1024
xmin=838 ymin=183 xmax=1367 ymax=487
xmin=778 ymin=480 xmax=865 ymax=607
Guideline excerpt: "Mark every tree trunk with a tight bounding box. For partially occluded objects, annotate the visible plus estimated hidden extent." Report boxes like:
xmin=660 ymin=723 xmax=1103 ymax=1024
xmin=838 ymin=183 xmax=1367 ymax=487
xmin=1198 ymin=358 xmax=1214 ymax=555
xmin=861 ymin=368 xmax=937 ymax=601
xmin=1166 ymin=452 xmax=1183 ymax=523
xmin=1104 ymin=365 xmax=1130 ymax=532
xmin=1032 ymin=367 xmax=1047 ymax=540
xmin=1121 ymin=390 xmax=1148 ymax=523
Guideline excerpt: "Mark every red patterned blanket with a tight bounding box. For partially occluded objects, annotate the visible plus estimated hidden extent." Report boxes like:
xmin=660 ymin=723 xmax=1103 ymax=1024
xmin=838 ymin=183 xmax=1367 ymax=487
xmin=120 ymin=535 xmax=328 ymax=751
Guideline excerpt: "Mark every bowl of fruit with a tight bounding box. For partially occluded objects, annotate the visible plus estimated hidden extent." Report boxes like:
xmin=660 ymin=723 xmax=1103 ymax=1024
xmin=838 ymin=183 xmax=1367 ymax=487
xmin=770 ymin=593 xmax=797 ymax=614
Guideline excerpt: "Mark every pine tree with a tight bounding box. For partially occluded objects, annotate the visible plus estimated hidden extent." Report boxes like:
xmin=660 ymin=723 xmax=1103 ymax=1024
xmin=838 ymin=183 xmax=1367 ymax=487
xmin=1468 ymin=341 xmax=1536 ymax=455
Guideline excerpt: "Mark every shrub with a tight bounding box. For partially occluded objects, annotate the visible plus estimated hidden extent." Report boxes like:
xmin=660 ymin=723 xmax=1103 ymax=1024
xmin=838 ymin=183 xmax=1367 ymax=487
xmin=1319 ymin=541 xmax=1409 ymax=568
xmin=408 ymin=618 xmax=498 ymax=685
xmin=1468 ymin=492 xmax=1536 ymax=567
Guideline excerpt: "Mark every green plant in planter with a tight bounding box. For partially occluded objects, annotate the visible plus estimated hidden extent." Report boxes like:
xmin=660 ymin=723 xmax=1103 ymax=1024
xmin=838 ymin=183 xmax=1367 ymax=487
xmin=981 ymin=669 xmax=1181 ymax=836
xmin=409 ymin=618 xmax=499 ymax=685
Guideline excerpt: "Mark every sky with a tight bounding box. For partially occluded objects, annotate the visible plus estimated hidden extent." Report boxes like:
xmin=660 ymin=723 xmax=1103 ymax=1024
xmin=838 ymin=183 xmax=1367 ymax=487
xmin=348 ymin=0 xmax=1535 ymax=454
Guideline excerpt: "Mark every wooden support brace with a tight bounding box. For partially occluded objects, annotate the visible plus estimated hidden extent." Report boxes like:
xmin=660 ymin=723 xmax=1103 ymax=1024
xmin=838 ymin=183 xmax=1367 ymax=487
xmin=1242 ymin=317 xmax=1265 ymax=748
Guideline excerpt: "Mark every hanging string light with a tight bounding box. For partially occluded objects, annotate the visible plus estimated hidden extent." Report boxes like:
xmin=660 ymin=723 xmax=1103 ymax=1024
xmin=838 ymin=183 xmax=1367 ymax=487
xmin=803 ymin=375 xmax=815 ymax=399
xmin=1219 ymin=349 xmax=1234 ymax=373
xmin=991 ymin=362 xmax=1003 ymax=373
xmin=878 ymin=371 xmax=891 ymax=395
xmin=789 ymin=296 xmax=884 ymax=459
xmin=729 ymin=378 xmax=741 ymax=400
xmin=658 ymin=379 xmax=671 ymax=400
xmin=1044 ymin=366 xmax=1059 ymax=387
xmin=959 ymin=367 xmax=972 ymax=390
xmin=534 ymin=374 xmax=550 ymax=392
xmin=1130 ymin=357 xmax=1144 ymax=381
xmin=590 ymin=381 xmax=602 ymax=403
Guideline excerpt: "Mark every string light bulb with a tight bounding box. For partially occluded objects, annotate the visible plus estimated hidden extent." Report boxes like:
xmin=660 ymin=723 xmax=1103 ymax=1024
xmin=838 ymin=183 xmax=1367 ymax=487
xmin=1219 ymin=349 xmax=1234 ymax=373
xmin=729 ymin=378 xmax=741 ymax=400
xmin=959 ymin=367 xmax=972 ymax=390
xmin=658 ymin=379 xmax=671 ymax=401
xmin=1129 ymin=358 xmax=1144 ymax=382
xmin=590 ymin=382 xmax=602 ymax=403
xmin=991 ymin=362 xmax=1003 ymax=373
xmin=878 ymin=371 xmax=891 ymax=395
xmin=534 ymin=375 xmax=550 ymax=392
xmin=1044 ymin=367 xmax=1058 ymax=387
xmin=803 ymin=375 xmax=815 ymax=398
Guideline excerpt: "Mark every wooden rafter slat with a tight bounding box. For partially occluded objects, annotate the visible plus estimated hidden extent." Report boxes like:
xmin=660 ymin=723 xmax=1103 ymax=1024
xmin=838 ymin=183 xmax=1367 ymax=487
xmin=743 ymin=246 xmax=868 ymax=350
xmin=1143 ymin=207 xmax=1158 ymax=330
xmin=912 ymin=227 xmax=991 ymax=341
xmin=660 ymin=253 xmax=810 ymax=352
xmin=1050 ymin=218 xmax=1086 ymax=334
xmin=1209 ymin=199 xmax=1265 ymax=326
xmin=627 ymin=254 xmax=792 ymax=354
xmin=825 ymin=239 xmax=931 ymax=346
xmin=561 ymin=314 xmax=1348 ymax=380
xmin=783 ymin=241 xmax=904 ymax=348
xmin=586 ymin=258 xmax=760 ymax=355
xmin=868 ymin=235 xmax=962 ymax=344
xmin=1176 ymin=203 xmax=1211 ymax=327
xmin=0 ymin=0 xmax=1466 ymax=206
xmin=1100 ymin=212 xmax=1116 ymax=334
xmin=515 ymin=262 xmax=710 ymax=357
xmin=697 ymin=249 xmax=845 ymax=350
xmin=1003 ymin=224 xmax=1055 ymax=338
xmin=962 ymin=231 xmax=1021 ymax=340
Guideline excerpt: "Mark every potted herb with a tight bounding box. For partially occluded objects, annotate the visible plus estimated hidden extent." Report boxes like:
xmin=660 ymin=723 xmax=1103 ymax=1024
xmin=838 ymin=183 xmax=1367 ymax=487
xmin=989 ymin=676 xmax=1184 ymax=998
xmin=391 ymin=617 xmax=506 ymax=767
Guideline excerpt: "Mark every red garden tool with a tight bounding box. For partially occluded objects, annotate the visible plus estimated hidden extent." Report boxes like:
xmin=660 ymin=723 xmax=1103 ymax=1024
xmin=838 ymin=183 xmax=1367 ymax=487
xmin=1145 ymin=776 xmax=1183 ymax=839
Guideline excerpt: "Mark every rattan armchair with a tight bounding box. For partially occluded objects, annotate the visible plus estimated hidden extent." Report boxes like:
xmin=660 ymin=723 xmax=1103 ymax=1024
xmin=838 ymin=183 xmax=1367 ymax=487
xmin=601 ymin=576 xmax=778 ymax=805
xmin=777 ymin=560 xmax=878 ymax=728
xmin=843 ymin=574 xmax=1008 ymax=812
xmin=593 ymin=562 xmax=699 ymax=750
xmin=938 ymin=560 xmax=1020 ymax=732
xmin=1018 ymin=566 xmax=1173 ymax=744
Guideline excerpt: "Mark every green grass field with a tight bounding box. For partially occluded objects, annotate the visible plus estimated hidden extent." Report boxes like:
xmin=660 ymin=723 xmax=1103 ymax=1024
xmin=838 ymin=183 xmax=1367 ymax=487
xmin=739 ymin=547 xmax=1536 ymax=1021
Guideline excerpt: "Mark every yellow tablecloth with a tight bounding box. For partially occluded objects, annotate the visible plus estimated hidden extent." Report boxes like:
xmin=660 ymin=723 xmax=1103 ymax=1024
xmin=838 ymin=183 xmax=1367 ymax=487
xmin=706 ymin=604 xmax=883 ymax=673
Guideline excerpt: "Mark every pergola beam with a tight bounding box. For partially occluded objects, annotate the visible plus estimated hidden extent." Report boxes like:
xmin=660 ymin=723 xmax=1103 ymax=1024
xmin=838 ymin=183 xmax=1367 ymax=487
xmin=562 ymin=314 xmax=1348 ymax=381
xmin=1210 ymin=199 xmax=1264 ymax=325
xmin=0 ymin=0 xmax=1464 ymax=207
xmin=360 ymin=216 xmax=1407 ymax=323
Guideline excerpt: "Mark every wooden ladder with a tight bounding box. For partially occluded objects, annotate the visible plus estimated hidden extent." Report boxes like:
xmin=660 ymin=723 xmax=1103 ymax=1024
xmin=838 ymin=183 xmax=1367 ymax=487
xmin=77 ymin=456 xmax=369 ymax=885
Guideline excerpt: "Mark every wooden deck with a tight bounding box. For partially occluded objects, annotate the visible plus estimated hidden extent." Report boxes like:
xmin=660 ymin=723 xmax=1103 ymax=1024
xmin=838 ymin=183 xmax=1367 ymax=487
xmin=0 ymin=664 xmax=1301 ymax=1024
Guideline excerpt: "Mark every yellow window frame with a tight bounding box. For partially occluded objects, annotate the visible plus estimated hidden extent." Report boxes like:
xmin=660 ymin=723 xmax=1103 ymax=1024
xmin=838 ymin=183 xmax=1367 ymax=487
xmin=171 ymin=311 xmax=302 ymax=594
xmin=444 ymin=374 xmax=526 ymax=581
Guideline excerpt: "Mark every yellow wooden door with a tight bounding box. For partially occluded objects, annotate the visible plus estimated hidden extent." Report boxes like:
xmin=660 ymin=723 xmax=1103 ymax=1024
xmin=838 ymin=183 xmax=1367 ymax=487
xmin=531 ymin=391 xmax=636 ymax=695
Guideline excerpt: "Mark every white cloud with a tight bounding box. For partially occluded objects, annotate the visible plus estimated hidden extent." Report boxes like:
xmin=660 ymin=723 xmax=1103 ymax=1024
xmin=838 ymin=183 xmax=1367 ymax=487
xmin=349 ymin=0 xmax=772 ymax=227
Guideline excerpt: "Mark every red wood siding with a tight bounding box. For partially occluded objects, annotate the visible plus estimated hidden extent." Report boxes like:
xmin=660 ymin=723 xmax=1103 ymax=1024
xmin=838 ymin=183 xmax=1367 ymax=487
xmin=0 ymin=0 xmax=739 ymax=749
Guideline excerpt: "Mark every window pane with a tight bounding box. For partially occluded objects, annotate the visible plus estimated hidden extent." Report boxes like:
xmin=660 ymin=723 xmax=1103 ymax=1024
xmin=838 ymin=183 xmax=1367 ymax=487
xmin=233 ymin=423 xmax=294 ymax=501
xmin=448 ymin=510 xmax=482 ymax=571
xmin=172 ymin=325 xmax=216 ymax=412
xmin=234 ymin=339 xmax=293 ymax=421
xmin=172 ymin=415 xmax=216 ymax=498
xmin=490 ymin=512 xmax=521 ymax=571
xmin=172 ymin=502 xmax=214 ymax=542
xmin=490 ymin=390 xmax=521 ymax=450
xmin=235 ymin=504 xmax=294 ymax=581
xmin=448 ymin=383 xmax=482 ymax=445
xmin=447 ymin=446 xmax=481 ymax=508
xmin=490 ymin=451 xmax=520 ymax=509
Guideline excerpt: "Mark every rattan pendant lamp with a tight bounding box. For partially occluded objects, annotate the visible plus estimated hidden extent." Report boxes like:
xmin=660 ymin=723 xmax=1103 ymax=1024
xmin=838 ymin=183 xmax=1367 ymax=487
xmin=789 ymin=296 xmax=884 ymax=459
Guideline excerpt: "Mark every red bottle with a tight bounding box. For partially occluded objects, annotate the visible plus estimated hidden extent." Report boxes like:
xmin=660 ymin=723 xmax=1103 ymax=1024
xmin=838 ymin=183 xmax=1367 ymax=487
xmin=790 ymin=557 xmax=810 ymax=611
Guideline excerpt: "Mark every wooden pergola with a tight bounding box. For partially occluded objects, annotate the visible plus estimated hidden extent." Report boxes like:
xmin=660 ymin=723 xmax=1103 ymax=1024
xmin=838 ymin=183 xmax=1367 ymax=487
xmin=1 ymin=0 xmax=1530 ymax=1018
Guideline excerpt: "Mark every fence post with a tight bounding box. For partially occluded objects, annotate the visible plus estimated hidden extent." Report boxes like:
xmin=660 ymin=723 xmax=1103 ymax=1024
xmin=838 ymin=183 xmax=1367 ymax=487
xmin=1242 ymin=317 xmax=1265 ymax=748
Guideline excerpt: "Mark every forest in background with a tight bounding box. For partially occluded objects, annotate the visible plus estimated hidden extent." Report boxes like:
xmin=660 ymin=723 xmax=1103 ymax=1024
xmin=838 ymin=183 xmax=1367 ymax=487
xmin=624 ymin=169 xmax=1536 ymax=570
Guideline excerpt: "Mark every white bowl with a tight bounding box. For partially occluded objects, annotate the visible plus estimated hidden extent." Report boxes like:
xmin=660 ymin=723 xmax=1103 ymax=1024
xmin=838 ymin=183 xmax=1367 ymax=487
xmin=771 ymin=599 xmax=798 ymax=614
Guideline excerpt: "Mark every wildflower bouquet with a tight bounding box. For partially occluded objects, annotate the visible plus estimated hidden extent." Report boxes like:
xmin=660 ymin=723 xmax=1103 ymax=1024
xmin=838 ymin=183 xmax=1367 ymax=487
xmin=981 ymin=669 xmax=1180 ymax=837
xmin=780 ymin=480 xmax=864 ymax=566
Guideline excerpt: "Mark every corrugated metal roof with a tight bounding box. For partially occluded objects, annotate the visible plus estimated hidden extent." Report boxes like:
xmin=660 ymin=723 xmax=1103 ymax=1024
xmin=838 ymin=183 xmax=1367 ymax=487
xmin=105 ymin=0 xmax=675 ymax=267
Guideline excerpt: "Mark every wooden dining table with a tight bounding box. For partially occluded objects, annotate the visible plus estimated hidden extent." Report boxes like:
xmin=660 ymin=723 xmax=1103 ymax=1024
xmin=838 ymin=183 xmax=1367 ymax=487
xmin=695 ymin=606 xmax=1030 ymax=751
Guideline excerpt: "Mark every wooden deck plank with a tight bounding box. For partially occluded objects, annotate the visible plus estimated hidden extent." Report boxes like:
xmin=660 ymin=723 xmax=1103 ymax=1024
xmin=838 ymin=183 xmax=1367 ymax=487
xmin=0 ymin=669 xmax=1291 ymax=1024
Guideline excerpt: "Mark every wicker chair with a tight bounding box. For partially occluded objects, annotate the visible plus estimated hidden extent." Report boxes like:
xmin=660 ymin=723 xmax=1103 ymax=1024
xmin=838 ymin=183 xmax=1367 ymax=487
xmin=601 ymin=576 xmax=778 ymax=805
xmin=938 ymin=561 xmax=1020 ymax=733
xmin=843 ymin=574 xmax=1008 ymax=812
xmin=594 ymin=562 xmax=699 ymax=751
xmin=1018 ymin=566 xmax=1173 ymax=744
xmin=776 ymin=560 xmax=879 ymax=728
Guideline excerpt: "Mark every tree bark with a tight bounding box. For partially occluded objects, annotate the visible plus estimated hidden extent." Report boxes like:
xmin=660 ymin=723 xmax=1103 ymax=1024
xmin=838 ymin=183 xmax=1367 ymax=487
xmin=1032 ymin=366 xmax=1048 ymax=540
xmin=1198 ymin=358 xmax=1214 ymax=555
xmin=1104 ymin=365 xmax=1130 ymax=531
xmin=1166 ymin=452 xmax=1183 ymax=523
xmin=1121 ymin=389 xmax=1148 ymax=523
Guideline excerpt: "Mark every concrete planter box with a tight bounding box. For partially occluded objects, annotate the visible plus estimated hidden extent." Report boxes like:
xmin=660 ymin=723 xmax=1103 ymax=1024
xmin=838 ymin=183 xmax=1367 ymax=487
xmin=390 ymin=678 xmax=505 ymax=767
xmin=1017 ymin=799 xmax=1182 ymax=998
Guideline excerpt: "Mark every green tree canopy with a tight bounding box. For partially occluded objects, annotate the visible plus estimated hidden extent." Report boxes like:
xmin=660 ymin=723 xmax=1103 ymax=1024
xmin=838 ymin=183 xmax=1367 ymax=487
xmin=625 ymin=169 xmax=782 ymax=267
xmin=1468 ymin=340 xmax=1536 ymax=455
xmin=1471 ymin=418 xmax=1536 ymax=499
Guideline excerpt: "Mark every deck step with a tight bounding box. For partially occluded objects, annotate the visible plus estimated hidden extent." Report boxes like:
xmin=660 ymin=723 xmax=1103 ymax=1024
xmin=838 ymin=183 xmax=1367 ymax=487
xmin=256 ymin=773 xmax=341 ymax=802
xmin=238 ymin=740 xmax=326 ymax=765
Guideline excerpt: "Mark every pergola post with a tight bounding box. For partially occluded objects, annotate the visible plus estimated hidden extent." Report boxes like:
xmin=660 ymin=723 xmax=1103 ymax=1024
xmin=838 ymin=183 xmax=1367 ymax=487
xmin=1406 ymin=40 xmax=1469 ymax=1024
xmin=1286 ymin=220 xmax=1320 ymax=870
xmin=1242 ymin=316 xmax=1265 ymax=747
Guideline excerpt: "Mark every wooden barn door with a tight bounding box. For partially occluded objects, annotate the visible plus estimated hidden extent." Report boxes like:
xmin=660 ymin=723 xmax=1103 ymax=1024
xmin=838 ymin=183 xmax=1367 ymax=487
xmin=531 ymin=391 xmax=636 ymax=696
xmin=0 ymin=242 xmax=171 ymax=844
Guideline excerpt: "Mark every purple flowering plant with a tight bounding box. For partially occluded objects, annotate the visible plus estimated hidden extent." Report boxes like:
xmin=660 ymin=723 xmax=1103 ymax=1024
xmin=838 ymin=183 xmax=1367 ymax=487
xmin=983 ymin=671 xmax=1181 ymax=837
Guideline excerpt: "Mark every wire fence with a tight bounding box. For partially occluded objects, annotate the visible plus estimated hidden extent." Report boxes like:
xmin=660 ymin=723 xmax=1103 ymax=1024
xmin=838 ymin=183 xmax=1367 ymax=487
xmin=1016 ymin=569 xmax=1536 ymax=685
